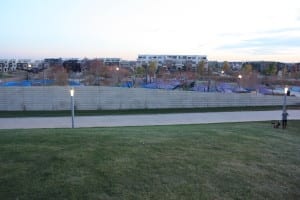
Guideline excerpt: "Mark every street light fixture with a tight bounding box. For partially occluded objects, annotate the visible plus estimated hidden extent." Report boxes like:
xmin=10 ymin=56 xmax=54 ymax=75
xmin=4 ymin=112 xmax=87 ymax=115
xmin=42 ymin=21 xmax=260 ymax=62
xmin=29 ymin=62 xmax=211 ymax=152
xmin=70 ymin=88 xmax=75 ymax=128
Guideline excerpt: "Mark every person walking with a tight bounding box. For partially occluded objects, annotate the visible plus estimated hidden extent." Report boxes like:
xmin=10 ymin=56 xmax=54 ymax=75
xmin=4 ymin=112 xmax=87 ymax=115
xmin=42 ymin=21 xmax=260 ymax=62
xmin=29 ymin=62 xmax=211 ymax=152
xmin=282 ymin=111 xmax=289 ymax=129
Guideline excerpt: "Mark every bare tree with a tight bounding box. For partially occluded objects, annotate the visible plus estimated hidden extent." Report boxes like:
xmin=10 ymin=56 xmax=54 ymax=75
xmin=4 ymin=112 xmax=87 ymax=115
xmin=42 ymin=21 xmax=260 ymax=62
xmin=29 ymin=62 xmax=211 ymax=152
xmin=156 ymin=66 xmax=170 ymax=82
xmin=223 ymin=61 xmax=231 ymax=73
xmin=49 ymin=65 xmax=69 ymax=86
xmin=197 ymin=60 xmax=205 ymax=79
xmin=242 ymin=64 xmax=253 ymax=75
xmin=148 ymin=61 xmax=157 ymax=83
xmin=243 ymin=71 xmax=259 ymax=91
xmin=135 ymin=66 xmax=146 ymax=78
xmin=282 ymin=66 xmax=288 ymax=79
xmin=84 ymin=59 xmax=104 ymax=85
xmin=115 ymin=67 xmax=130 ymax=85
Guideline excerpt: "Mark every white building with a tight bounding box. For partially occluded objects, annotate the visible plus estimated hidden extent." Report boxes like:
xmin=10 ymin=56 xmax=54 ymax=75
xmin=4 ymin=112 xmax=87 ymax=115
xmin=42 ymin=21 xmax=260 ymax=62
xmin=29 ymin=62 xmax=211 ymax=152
xmin=0 ymin=59 xmax=8 ymax=72
xmin=0 ymin=59 xmax=17 ymax=72
xmin=103 ymin=58 xmax=121 ymax=66
xmin=137 ymin=54 xmax=208 ymax=71
xmin=16 ymin=59 xmax=31 ymax=70
xmin=0 ymin=59 xmax=32 ymax=72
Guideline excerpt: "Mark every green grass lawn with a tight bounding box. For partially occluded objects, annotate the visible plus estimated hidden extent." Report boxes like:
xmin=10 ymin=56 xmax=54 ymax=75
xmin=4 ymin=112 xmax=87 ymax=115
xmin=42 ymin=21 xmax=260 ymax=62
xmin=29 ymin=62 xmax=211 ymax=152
xmin=0 ymin=121 xmax=299 ymax=199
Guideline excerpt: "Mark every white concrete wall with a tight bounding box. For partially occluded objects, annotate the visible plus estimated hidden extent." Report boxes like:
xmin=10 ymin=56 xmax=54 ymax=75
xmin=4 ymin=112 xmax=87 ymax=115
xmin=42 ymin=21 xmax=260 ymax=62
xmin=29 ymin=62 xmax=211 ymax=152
xmin=0 ymin=86 xmax=299 ymax=111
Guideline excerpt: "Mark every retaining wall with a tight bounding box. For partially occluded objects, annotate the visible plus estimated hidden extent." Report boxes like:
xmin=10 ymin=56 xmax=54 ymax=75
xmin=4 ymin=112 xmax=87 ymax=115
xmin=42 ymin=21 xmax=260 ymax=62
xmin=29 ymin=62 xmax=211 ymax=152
xmin=0 ymin=86 xmax=299 ymax=111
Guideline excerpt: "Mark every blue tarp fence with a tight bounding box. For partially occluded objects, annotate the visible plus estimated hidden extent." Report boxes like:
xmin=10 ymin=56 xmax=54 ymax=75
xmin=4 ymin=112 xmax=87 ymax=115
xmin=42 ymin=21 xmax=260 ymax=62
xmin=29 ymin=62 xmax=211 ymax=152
xmin=0 ymin=80 xmax=80 ymax=86
xmin=143 ymin=80 xmax=180 ymax=90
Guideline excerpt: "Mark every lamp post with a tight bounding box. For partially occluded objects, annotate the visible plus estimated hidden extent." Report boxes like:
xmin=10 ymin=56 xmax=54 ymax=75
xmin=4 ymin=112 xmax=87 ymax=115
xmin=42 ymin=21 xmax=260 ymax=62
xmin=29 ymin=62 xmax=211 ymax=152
xmin=116 ymin=67 xmax=120 ymax=85
xmin=70 ymin=88 xmax=75 ymax=128
xmin=282 ymin=86 xmax=288 ymax=113
xmin=238 ymin=74 xmax=242 ymax=89
xmin=27 ymin=64 xmax=32 ymax=81
xmin=43 ymin=67 xmax=46 ymax=86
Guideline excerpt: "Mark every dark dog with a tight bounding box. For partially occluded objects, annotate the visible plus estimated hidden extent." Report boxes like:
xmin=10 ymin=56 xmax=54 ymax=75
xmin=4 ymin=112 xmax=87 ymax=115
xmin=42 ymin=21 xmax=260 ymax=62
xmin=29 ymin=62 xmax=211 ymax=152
xmin=272 ymin=121 xmax=280 ymax=128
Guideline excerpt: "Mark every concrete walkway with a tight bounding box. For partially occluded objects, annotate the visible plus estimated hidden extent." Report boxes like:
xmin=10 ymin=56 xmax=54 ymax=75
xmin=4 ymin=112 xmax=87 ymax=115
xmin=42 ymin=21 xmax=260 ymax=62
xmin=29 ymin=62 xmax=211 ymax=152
xmin=0 ymin=110 xmax=299 ymax=129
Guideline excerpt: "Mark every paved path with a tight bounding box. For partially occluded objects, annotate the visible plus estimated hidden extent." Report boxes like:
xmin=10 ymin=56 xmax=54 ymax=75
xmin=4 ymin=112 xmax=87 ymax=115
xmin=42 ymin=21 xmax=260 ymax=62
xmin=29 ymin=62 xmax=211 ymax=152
xmin=0 ymin=110 xmax=299 ymax=129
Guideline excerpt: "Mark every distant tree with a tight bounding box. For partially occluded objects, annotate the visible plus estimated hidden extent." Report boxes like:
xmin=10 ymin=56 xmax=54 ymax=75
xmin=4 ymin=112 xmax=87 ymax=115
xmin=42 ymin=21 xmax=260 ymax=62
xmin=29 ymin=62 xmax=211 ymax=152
xmin=85 ymin=59 xmax=104 ymax=85
xmin=222 ymin=61 xmax=231 ymax=74
xmin=291 ymin=71 xmax=300 ymax=79
xmin=183 ymin=71 xmax=196 ymax=81
xmin=282 ymin=66 xmax=288 ymax=79
xmin=243 ymin=71 xmax=259 ymax=91
xmin=88 ymin=59 xmax=104 ymax=85
xmin=101 ymin=66 xmax=113 ymax=79
xmin=242 ymin=64 xmax=253 ymax=75
xmin=50 ymin=65 xmax=68 ymax=85
xmin=148 ymin=61 xmax=157 ymax=77
xmin=135 ymin=66 xmax=146 ymax=77
xmin=157 ymin=66 xmax=171 ymax=81
xmin=117 ymin=67 xmax=130 ymax=83
xmin=148 ymin=61 xmax=157 ymax=83
xmin=267 ymin=62 xmax=278 ymax=76
xmin=197 ymin=60 xmax=205 ymax=78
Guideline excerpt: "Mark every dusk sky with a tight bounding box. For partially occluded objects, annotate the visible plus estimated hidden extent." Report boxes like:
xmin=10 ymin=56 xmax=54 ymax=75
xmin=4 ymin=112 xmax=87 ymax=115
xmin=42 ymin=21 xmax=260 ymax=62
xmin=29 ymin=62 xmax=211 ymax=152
xmin=0 ymin=0 xmax=300 ymax=62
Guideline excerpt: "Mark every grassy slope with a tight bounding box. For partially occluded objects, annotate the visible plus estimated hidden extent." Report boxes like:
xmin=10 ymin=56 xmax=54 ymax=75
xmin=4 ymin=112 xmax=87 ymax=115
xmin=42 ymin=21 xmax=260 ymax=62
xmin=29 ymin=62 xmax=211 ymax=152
xmin=0 ymin=121 xmax=299 ymax=199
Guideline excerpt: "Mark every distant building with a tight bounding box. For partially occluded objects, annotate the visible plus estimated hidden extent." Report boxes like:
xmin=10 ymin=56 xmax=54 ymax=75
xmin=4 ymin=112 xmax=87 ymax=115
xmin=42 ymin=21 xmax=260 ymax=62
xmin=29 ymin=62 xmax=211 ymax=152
xmin=137 ymin=54 xmax=208 ymax=71
xmin=291 ymin=63 xmax=300 ymax=72
xmin=63 ymin=59 xmax=81 ymax=72
xmin=119 ymin=60 xmax=136 ymax=68
xmin=229 ymin=62 xmax=243 ymax=70
xmin=43 ymin=58 xmax=63 ymax=68
xmin=16 ymin=59 xmax=31 ymax=71
xmin=0 ymin=59 xmax=31 ymax=72
xmin=103 ymin=58 xmax=121 ymax=66
xmin=0 ymin=59 xmax=8 ymax=72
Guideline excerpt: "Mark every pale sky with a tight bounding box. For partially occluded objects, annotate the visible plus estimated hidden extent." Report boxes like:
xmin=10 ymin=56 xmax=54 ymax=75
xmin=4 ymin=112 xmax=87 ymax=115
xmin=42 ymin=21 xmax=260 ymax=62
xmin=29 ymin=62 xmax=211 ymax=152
xmin=0 ymin=0 xmax=300 ymax=62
